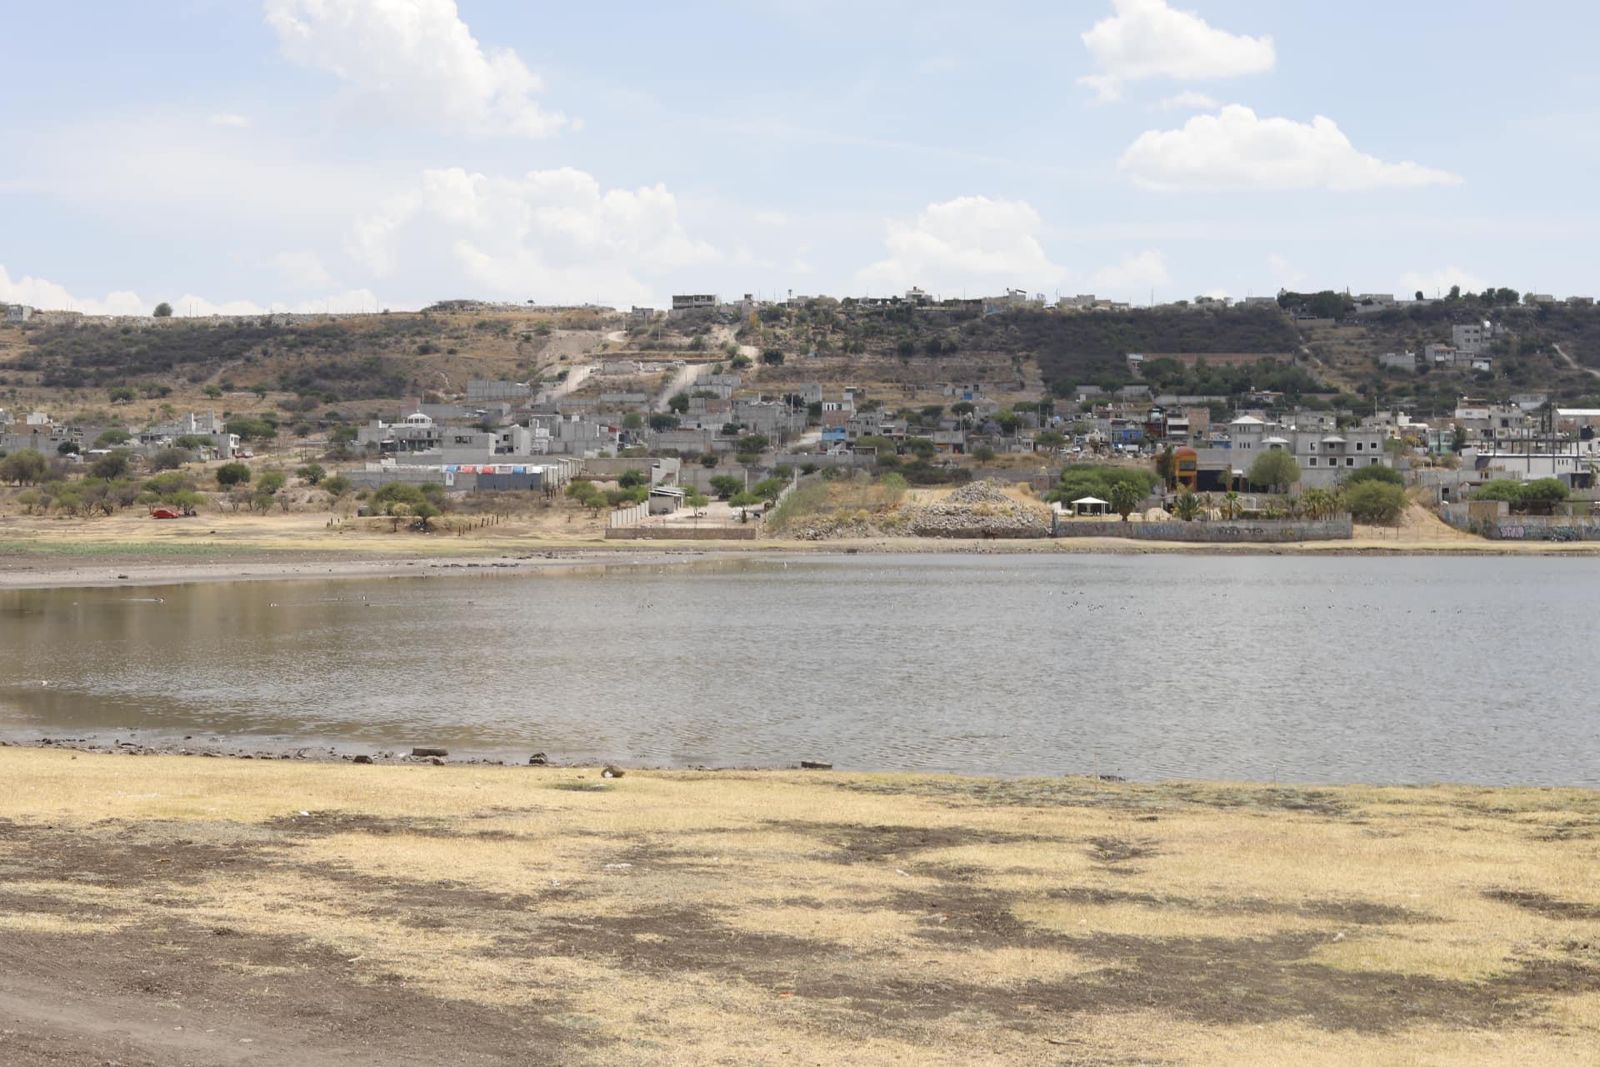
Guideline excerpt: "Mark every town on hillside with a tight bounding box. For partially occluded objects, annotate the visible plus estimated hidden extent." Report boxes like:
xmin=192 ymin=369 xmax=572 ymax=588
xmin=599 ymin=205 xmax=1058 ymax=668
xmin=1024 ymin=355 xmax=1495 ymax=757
xmin=3 ymin=286 xmax=1599 ymax=544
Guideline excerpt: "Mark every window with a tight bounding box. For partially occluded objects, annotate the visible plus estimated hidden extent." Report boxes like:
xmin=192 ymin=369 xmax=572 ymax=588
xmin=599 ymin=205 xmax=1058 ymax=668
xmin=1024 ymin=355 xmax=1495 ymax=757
xmin=1370 ymin=458 xmax=1379 ymax=465
xmin=1308 ymin=457 xmax=1317 ymax=466
xmin=1355 ymin=442 xmax=1363 ymax=451
xmin=1346 ymin=458 xmax=1355 ymax=466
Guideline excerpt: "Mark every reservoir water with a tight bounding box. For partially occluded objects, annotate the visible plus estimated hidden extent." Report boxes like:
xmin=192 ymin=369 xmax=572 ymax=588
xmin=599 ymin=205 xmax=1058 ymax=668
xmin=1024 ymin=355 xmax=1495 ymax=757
xmin=1 ymin=554 xmax=1597 ymax=785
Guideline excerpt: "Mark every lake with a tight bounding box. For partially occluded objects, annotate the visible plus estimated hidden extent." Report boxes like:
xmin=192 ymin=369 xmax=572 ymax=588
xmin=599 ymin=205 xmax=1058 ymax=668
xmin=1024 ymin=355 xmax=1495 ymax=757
xmin=1 ymin=554 xmax=1597 ymax=785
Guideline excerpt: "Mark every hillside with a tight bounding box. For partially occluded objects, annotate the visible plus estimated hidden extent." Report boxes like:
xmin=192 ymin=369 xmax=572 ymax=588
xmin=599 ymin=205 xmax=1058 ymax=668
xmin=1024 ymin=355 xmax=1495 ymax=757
xmin=10 ymin=299 xmax=1600 ymax=432
xmin=1301 ymin=303 xmax=1600 ymax=411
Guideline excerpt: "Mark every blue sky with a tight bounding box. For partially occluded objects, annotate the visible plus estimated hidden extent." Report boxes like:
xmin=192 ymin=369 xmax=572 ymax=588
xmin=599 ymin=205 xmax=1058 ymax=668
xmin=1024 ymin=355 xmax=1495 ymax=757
xmin=3 ymin=0 xmax=1598 ymax=314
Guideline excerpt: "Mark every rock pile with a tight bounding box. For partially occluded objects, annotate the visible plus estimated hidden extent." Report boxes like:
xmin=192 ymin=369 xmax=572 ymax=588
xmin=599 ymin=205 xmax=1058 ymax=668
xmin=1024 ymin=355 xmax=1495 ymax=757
xmin=781 ymin=480 xmax=1049 ymax=540
xmin=902 ymin=481 xmax=1051 ymax=538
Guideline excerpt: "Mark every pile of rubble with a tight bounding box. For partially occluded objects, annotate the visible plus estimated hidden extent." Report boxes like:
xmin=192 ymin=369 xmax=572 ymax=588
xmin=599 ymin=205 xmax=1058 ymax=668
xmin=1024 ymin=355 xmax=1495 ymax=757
xmin=901 ymin=481 xmax=1051 ymax=538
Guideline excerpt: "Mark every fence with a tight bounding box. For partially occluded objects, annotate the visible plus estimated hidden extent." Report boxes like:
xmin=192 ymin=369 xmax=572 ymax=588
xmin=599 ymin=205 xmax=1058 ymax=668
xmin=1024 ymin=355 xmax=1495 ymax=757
xmin=1052 ymin=516 xmax=1353 ymax=542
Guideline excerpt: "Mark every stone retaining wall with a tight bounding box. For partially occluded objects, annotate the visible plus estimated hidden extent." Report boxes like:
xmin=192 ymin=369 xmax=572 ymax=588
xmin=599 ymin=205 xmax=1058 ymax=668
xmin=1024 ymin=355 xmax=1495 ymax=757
xmin=604 ymin=526 xmax=758 ymax=540
xmin=1052 ymin=517 xmax=1353 ymax=542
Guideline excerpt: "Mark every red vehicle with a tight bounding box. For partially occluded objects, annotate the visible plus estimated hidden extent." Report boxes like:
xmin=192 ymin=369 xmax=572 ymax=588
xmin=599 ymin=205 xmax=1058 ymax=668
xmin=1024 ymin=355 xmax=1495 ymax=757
xmin=148 ymin=507 xmax=184 ymax=520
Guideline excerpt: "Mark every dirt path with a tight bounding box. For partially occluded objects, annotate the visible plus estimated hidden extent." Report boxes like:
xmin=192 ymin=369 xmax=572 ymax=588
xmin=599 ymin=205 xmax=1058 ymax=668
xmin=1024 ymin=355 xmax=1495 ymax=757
xmin=1553 ymin=342 xmax=1600 ymax=380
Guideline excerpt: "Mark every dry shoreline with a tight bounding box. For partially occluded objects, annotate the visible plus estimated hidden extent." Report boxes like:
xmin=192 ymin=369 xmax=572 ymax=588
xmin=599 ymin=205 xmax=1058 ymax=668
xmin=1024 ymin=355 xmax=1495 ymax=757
xmin=4 ymin=533 xmax=1600 ymax=591
xmin=0 ymin=747 xmax=1596 ymax=1066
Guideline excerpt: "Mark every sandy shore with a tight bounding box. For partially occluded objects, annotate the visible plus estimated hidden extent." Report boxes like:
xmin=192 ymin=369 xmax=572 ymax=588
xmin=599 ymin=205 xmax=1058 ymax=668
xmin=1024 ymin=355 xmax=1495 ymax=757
xmin=5 ymin=535 xmax=1600 ymax=592
xmin=4 ymin=502 xmax=1600 ymax=592
xmin=0 ymin=747 xmax=1595 ymax=1066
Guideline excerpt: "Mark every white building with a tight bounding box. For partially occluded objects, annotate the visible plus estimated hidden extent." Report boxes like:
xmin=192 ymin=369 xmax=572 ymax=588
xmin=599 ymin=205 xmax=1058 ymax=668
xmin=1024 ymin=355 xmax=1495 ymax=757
xmin=1227 ymin=415 xmax=1391 ymax=488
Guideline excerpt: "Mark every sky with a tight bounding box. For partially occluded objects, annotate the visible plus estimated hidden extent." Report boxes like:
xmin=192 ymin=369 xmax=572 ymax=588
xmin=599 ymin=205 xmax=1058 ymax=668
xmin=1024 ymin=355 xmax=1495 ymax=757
xmin=3 ymin=0 xmax=1599 ymax=315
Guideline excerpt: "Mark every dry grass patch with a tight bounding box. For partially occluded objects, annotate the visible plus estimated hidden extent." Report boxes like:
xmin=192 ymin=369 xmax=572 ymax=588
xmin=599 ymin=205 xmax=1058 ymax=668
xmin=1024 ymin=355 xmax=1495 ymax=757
xmin=0 ymin=750 xmax=1598 ymax=1064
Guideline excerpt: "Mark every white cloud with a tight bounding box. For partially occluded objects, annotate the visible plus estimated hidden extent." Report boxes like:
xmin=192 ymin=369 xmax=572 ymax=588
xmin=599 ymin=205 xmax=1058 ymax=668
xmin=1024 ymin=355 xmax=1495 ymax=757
xmin=1154 ymin=90 xmax=1220 ymax=111
xmin=0 ymin=266 xmax=144 ymax=316
xmin=1399 ymin=266 xmax=1489 ymax=299
xmin=269 ymin=250 xmax=334 ymax=289
xmin=1089 ymin=249 xmax=1170 ymax=296
xmin=1079 ymin=0 xmax=1274 ymax=102
xmin=1265 ymin=253 xmax=1305 ymax=290
xmin=0 ymin=264 xmax=380 ymax=316
xmin=208 ymin=113 xmax=252 ymax=128
xmin=857 ymin=196 xmax=1066 ymax=294
xmin=349 ymin=167 xmax=718 ymax=307
xmin=264 ymin=0 xmax=569 ymax=138
xmin=1119 ymin=106 xmax=1463 ymax=191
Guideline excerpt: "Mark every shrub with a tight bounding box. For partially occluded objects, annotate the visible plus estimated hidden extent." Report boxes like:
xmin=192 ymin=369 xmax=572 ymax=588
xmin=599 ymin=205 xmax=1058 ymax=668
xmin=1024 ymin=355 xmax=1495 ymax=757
xmin=1343 ymin=481 xmax=1407 ymax=524
xmin=1344 ymin=464 xmax=1403 ymax=486
xmin=215 ymin=462 xmax=251 ymax=488
xmin=148 ymin=447 xmax=192 ymax=471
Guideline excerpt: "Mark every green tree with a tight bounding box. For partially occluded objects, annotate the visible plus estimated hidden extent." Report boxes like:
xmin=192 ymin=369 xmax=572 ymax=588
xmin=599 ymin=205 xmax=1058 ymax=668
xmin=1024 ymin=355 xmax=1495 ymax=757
xmin=94 ymin=429 xmax=132 ymax=448
xmin=225 ymin=415 xmax=278 ymax=441
xmin=1344 ymin=464 xmax=1402 ymax=486
xmin=1517 ymin=478 xmax=1570 ymax=514
xmin=296 ymin=462 xmax=326 ymax=485
xmin=148 ymin=447 xmax=191 ymax=471
xmin=709 ymin=474 xmax=741 ymax=500
xmin=1473 ymin=480 xmax=1523 ymax=504
xmin=90 ymin=451 xmax=131 ymax=480
xmin=0 ymin=449 xmax=48 ymax=485
xmin=215 ymin=461 xmax=251 ymax=488
xmin=1107 ymin=480 xmax=1144 ymax=522
xmin=618 ymin=468 xmax=649 ymax=489
xmin=622 ymin=412 xmax=644 ymax=430
xmin=1171 ymin=490 xmax=1201 ymax=522
xmin=257 ymin=470 xmax=287 ymax=495
xmin=322 ymin=475 xmax=351 ymax=498
xmin=667 ymin=393 xmax=690 ymax=414
xmin=56 ymin=441 xmax=80 ymax=456
xmin=760 ymin=349 xmax=785 ymax=365
xmin=1343 ymin=481 xmax=1407 ymax=524
xmin=1154 ymin=445 xmax=1176 ymax=486
xmin=735 ymin=434 xmax=770 ymax=454
xmin=751 ymin=477 xmax=787 ymax=503
xmin=153 ymin=302 xmax=173 ymax=318
xmin=648 ymin=413 xmax=680 ymax=432
xmin=1248 ymin=449 xmax=1301 ymax=494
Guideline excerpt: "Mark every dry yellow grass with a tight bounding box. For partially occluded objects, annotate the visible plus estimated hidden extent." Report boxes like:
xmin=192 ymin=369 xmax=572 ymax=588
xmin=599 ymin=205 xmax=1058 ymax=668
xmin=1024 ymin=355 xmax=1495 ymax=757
xmin=0 ymin=750 xmax=1597 ymax=1063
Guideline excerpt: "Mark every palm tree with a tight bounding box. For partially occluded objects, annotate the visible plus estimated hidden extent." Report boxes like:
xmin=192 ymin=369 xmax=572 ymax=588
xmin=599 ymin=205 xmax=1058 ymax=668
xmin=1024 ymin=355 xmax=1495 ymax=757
xmin=1301 ymin=488 xmax=1337 ymax=521
xmin=1107 ymin=481 xmax=1143 ymax=523
xmin=1220 ymin=491 xmax=1242 ymax=520
xmin=1172 ymin=490 xmax=1201 ymax=522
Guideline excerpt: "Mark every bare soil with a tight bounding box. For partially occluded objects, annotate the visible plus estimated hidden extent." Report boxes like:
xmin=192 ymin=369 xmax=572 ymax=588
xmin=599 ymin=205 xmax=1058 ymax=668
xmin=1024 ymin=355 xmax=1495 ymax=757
xmin=0 ymin=754 xmax=1596 ymax=1064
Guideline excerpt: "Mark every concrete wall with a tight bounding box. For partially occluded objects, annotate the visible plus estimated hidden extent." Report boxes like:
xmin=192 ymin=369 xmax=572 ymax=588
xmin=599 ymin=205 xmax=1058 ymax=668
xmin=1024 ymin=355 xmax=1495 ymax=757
xmin=1052 ymin=517 xmax=1353 ymax=542
xmin=1439 ymin=502 xmax=1600 ymax=540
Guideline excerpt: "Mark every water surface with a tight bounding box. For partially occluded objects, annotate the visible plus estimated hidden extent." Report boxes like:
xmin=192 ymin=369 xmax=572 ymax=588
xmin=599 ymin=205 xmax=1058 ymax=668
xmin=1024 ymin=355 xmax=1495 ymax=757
xmin=1 ymin=555 xmax=1596 ymax=785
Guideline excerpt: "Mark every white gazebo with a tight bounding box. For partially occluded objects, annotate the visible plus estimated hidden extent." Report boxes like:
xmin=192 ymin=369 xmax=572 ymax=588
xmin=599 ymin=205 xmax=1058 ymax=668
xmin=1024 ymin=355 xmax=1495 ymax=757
xmin=1071 ymin=495 xmax=1109 ymax=516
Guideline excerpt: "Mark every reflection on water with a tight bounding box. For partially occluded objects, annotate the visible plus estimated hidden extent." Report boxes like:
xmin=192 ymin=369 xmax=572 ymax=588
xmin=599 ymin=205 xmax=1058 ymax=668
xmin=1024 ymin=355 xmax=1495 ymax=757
xmin=1 ymin=555 xmax=1597 ymax=785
